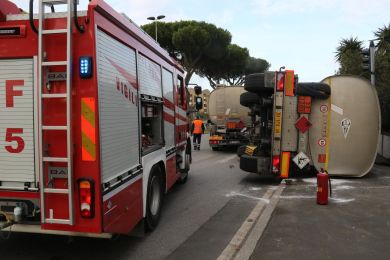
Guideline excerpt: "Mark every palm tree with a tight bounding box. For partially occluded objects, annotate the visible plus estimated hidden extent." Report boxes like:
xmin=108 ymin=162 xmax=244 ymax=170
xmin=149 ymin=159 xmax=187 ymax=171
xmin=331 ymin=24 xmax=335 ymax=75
xmin=374 ymin=24 xmax=390 ymax=131
xmin=335 ymin=37 xmax=364 ymax=75
xmin=375 ymin=23 xmax=390 ymax=52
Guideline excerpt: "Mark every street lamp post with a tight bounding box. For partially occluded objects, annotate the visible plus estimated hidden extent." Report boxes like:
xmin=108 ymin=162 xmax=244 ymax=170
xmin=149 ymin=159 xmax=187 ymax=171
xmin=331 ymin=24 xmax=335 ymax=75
xmin=147 ymin=15 xmax=166 ymax=42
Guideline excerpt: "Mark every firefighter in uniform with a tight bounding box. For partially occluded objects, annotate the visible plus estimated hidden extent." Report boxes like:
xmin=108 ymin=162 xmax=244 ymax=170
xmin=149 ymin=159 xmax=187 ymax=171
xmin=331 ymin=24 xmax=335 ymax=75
xmin=191 ymin=116 xmax=205 ymax=150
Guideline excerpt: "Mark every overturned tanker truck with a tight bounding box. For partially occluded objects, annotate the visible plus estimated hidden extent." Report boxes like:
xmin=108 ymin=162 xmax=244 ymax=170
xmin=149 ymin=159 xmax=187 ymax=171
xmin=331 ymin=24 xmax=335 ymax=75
xmin=238 ymin=70 xmax=380 ymax=178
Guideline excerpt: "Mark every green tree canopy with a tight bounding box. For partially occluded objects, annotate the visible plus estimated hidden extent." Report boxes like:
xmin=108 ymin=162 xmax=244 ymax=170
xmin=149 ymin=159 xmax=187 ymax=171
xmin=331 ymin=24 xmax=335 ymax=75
xmin=374 ymin=24 xmax=390 ymax=131
xmin=141 ymin=20 xmax=269 ymax=88
xmin=198 ymin=44 xmax=249 ymax=88
xmin=335 ymin=37 xmax=364 ymax=75
xmin=142 ymin=21 xmax=231 ymax=85
xmin=335 ymin=25 xmax=390 ymax=132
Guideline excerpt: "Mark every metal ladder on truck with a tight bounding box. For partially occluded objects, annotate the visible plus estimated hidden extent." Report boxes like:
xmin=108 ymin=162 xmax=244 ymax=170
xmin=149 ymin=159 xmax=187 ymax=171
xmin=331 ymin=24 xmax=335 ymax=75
xmin=38 ymin=0 xmax=74 ymax=225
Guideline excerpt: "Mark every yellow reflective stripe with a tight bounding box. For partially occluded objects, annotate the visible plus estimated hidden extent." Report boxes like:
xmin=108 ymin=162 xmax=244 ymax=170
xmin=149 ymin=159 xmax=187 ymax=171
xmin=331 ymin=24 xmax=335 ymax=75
xmin=81 ymin=98 xmax=96 ymax=161
xmin=325 ymin=78 xmax=332 ymax=171
xmin=280 ymin=152 xmax=290 ymax=178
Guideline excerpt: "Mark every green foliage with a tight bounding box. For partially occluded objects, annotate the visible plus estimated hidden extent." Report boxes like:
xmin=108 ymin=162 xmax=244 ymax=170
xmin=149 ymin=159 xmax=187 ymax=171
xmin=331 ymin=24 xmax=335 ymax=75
xmin=375 ymin=24 xmax=390 ymax=131
xmin=142 ymin=20 xmax=232 ymax=85
xmin=335 ymin=37 xmax=365 ymax=76
xmin=245 ymin=57 xmax=271 ymax=75
xmin=335 ymin=25 xmax=390 ymax=132
xmin=141 ymin=20 xmax=269 ymax=88
xmin=198 ymin=44 xmax=249 ymax=87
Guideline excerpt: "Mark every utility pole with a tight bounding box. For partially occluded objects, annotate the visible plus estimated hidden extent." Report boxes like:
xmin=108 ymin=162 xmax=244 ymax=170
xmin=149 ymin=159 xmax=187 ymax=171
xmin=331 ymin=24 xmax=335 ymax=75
xmin=147 ymin=15 xmax=166 ymax=42
xmin=369 ymin=40 xmax=375 ymax=86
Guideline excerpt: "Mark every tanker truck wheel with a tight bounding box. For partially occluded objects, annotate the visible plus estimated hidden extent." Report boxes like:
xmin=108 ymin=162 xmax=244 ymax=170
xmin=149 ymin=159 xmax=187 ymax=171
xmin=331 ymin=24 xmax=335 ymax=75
xmin=295 ymin=83 xmax=331 ymax=99
xmin=245 ymin=73 xmax=273 ymax=94
xmin=240 ymin=92 xmax=260 ymax=107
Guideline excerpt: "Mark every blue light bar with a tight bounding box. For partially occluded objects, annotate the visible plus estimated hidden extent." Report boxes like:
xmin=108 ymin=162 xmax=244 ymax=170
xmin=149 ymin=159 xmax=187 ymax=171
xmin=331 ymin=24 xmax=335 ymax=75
xmin=79 ymin=56 xmax=93 ymax=79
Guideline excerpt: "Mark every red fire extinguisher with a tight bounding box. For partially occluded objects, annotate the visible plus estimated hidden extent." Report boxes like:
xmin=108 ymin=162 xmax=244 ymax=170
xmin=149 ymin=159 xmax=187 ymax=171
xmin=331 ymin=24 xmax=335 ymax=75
xmin=317 ymin=168 xmax=331 ymax=205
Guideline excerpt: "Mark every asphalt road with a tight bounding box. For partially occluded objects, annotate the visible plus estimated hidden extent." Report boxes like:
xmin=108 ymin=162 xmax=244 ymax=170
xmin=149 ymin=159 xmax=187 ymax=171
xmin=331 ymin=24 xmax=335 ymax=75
xmin=251 ymin=164 xmax=390 ymax=260
xmin=0 ymin=136 xmax=280 ymax=260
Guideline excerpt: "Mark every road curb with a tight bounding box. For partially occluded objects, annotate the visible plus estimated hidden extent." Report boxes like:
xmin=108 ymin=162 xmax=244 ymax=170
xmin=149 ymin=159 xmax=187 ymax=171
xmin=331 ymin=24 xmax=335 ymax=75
xmin=217 ymin=182 xmax=285 ymax=260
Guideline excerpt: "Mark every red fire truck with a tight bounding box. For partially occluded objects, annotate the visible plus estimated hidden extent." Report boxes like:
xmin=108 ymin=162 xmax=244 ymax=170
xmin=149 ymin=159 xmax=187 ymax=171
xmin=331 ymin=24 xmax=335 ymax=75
xmin=0 ymin=0 xmax=191 ymax=238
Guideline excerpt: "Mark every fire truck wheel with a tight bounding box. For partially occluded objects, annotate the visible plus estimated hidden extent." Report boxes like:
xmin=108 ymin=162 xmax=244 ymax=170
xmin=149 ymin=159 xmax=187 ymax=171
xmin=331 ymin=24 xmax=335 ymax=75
xmin=240 ymin=92 xmax=260 ymax=107
xmin=245 ymin=73 xmax=273 ymax=94
xmin=145 ymin=166 xmax=164 ymax=231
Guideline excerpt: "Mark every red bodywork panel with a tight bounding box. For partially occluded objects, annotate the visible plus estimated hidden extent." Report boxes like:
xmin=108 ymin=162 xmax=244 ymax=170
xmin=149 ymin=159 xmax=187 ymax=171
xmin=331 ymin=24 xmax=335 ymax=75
xmin=0 ymin=0 xmax=21 ymax=21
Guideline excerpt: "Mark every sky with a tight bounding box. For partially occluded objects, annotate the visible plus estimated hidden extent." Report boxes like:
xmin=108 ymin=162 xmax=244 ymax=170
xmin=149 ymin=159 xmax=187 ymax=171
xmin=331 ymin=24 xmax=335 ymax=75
xmin=12 ymin=0 xmax=390 ymax=89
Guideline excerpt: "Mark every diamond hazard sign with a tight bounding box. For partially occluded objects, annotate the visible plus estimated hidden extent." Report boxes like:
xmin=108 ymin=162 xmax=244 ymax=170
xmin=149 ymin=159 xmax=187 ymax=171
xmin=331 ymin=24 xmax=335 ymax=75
xmin=293 ymin=152 xmax=310 ymax=169
xmin=295 ymin=116 xmax=312 ymax=134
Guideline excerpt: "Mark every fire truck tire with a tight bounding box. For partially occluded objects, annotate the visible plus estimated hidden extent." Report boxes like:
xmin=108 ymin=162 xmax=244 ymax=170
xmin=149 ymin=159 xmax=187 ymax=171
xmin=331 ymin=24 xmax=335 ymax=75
xmin=212 ymin=147 xmax=219 ymax=151
xmin=244 ymin=73 xmax=273 ymax=94
xmin=295 ymin=83 xmax=331 ymax=99
xmin=145 ymin=165 xmax=164 ymax=231
xmin=240 ymin=92 xmax=260 ymax=107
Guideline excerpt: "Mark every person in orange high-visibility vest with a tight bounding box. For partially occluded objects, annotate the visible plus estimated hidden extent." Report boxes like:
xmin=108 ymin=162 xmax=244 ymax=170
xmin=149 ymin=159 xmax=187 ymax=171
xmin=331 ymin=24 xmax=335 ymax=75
xmin=191 ymin=116 xmax=205 ymax=150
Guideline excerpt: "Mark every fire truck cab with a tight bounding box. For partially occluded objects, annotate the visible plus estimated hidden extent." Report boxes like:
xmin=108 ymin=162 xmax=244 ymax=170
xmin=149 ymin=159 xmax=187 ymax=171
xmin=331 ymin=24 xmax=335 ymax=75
xmin=0 ymin=0 xmax=191 ymax=238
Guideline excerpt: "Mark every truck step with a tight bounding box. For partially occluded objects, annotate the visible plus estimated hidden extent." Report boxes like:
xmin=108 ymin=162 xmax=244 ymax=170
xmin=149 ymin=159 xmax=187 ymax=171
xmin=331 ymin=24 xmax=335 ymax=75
xmin=44 ymin=188 xmax=69 ymax=194
xmin=43 ymin=157 xmax=68 ymax=163
xmin=42 ymin=125 xmax=68 ymax=130
xmin=42 ymin=29 xmax=68 ymax=35
xmin=42 ymin=94 xmax=67 ymax=98
xmin=44 ymin=218 xmax=71 ymax=225
xmin=42 ymin=61 xmax=68 ymax=66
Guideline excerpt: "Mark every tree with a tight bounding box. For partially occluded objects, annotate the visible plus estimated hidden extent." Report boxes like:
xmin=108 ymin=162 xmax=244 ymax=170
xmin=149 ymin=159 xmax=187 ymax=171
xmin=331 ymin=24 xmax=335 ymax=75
xmin=198 ymin=44 xmax=249 ymax=88
xmin=142 ymin=21 xmax=231 ymax=85
xmin=374 ymin=24 xmax=390 ymax=131
xmin=335 ymin=37 xmax=364 ymax=76
xmin=198 ymin=47 xmax=270 ymax=88
xmin=141 ymin=21 xmax=269 ymax=88
xmin=245 ymin=57 xmax=270 ymax=75
xmin=335 ymin=26 xmax=390 ymax=132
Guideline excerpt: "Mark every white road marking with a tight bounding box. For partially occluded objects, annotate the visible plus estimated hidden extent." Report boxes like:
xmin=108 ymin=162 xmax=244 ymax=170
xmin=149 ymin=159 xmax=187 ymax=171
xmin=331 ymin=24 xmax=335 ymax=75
xmin=219 ymin=185 xmax=285 ymax=260
xmin=332 ymin=185 xmax=354 ymax=191
xmin=299 ymin=178 xmax=353 ymax=185
xmin=217 ymin=155 xmax=238 ymax=164
xmin=280 ymin=195 xmax=355 ymax=203
xmin=280 ymin=195 xmax=315 ymax=199
xmin=331 ymin=198 xmax=355 ymax=203
xmin=226 ymin=191 xmax=270 ymax=203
